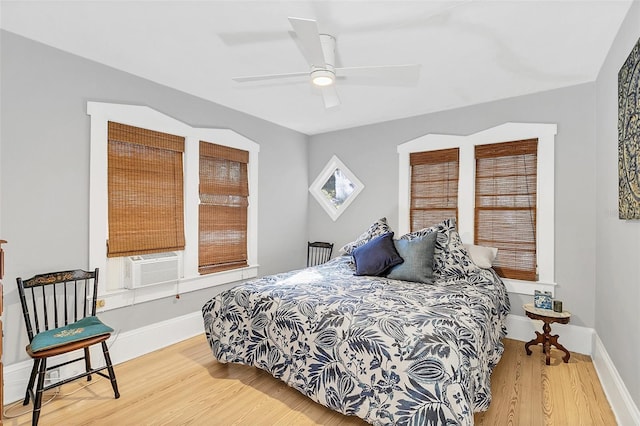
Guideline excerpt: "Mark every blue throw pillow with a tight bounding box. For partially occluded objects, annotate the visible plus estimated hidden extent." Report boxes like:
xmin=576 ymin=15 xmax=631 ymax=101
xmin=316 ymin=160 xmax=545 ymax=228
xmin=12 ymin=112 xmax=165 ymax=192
xmin=352 ymin=232 xmax=404 ymax=276
xmin=387 ymin=231 xmax=437 ymax=283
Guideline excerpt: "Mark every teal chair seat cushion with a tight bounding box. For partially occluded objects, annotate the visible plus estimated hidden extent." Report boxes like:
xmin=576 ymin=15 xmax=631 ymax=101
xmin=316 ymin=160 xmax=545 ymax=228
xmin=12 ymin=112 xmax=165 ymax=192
xmin=30 ymin=316 xmax=113 ymax=353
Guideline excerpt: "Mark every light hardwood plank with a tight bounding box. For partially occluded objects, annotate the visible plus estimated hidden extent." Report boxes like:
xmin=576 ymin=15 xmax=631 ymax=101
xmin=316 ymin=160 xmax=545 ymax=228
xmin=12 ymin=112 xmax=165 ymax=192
xmin=3 ymin=336 xmax=615 ymax=425
xmin=475 ymin=339 xmax=616 ymax=426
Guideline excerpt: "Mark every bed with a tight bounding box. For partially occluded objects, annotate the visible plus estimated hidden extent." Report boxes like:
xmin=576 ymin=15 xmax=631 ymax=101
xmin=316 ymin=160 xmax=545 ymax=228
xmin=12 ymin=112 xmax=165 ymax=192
xmin=202 ymin=218 xmax=510 ymax=425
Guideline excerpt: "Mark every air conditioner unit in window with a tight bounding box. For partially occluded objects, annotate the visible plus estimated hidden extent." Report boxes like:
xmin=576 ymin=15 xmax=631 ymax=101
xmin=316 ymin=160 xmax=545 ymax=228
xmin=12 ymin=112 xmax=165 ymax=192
xmin=125 ymin=252 xmax=180 ymax=289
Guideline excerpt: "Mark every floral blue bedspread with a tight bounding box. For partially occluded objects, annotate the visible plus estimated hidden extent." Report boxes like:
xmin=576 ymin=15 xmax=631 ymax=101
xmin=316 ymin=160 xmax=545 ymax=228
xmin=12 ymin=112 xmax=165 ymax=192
xmin=202 ymin=256 xmax=510 ymax=425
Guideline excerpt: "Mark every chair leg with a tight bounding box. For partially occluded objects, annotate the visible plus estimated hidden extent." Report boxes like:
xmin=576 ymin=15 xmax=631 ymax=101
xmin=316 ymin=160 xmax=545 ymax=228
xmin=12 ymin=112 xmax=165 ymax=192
xmin=101 ymin=341 xmax=120 ymax=399
xmin=23 ymin=359 xmax=39 ymax=406
xmin=32 ymin=358 xmax=47 ymax=426
xmin=84 ymin=347 xmax=93 ymax=381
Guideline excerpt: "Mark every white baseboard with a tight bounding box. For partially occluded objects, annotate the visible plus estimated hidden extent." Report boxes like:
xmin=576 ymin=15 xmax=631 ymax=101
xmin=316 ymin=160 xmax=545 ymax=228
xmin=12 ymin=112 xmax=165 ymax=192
xmin=106 ymin=310 xmax=204 ymax=363
xmin=591 ymin=333 xmax=640 ymax=426
xmin=3 ymin=310 xmax=205 ymax=405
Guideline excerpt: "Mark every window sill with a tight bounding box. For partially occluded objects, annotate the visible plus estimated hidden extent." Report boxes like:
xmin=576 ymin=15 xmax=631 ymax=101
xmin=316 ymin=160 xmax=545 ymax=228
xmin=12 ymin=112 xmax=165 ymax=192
xmin=503 ymin=278 xmax=556 ymax=297
xmin=95 ymin=265 xmax=258 ymax=312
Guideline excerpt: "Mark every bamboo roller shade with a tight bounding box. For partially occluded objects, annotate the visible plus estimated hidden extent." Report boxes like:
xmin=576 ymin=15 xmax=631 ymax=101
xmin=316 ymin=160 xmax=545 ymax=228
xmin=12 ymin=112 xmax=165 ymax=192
xmin=475 ymin=139 xmax=538 ymax=281
xmin=107 ymin=122 xmax=185 ymax=257
xmin=410 ymin=148 xmax=459 ymax=230
xmin=199 ymin=141 xmax=249 ymax=274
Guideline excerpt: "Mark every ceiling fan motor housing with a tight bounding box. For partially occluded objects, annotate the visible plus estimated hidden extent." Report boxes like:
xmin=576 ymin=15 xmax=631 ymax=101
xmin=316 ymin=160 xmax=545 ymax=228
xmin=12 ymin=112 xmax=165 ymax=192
xmin=311 ymin=69 xmax=334 ymax=86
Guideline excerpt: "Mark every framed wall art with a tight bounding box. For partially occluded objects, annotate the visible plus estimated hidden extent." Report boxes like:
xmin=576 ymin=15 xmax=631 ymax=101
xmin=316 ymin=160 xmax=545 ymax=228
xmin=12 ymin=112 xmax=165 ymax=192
xmin=618 ymin=36 xmax=640 ymax=220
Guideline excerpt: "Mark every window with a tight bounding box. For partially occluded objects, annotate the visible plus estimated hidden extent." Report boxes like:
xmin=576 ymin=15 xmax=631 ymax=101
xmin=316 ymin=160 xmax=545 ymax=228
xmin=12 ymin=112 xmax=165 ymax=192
xmin=322 ymin=169 xmax=355 ymax=210
xmin=475 ymin=139 xmax=538 ymax=281
xmin=409 ymin=148 xmax=459 ymax=231
xmin=88 ymin=102 xmax=259 ymax=310
xmin=397 ymin=123 xmax=556 ymax=296
xmin=309 ymin=155 xmax=364 ymax=221
xmin=107 ymin=122 xmax=185 ymax=257
xmin=199 ymin=141 xmax=249 ymax=274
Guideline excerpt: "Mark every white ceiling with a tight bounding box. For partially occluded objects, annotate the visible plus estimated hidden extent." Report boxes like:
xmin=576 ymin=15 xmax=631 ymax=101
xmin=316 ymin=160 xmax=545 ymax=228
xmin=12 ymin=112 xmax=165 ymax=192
xmin=0 ymin=0 xmax=632 ymax=135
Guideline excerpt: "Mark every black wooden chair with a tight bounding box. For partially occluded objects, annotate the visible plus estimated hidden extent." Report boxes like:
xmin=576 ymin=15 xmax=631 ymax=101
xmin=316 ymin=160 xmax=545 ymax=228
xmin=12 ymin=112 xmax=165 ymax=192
xmin=307 ymin=241 xmax=334 ymax=267
xmin=16 ymin=268 xmax=120 ymax=425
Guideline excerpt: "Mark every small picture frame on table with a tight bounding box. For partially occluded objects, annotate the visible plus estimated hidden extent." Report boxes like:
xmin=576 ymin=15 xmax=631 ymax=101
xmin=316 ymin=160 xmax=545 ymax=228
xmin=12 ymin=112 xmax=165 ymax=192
xmin=534 ymin=290 xmax=552 ymax=310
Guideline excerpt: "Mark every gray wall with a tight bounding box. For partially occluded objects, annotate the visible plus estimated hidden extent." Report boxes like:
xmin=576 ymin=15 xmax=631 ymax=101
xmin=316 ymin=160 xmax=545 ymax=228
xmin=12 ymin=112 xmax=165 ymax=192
xmin=595 ymin=1 xmax=640 ymax=409
xmin=0 ymin=31 xmax=309 ymax=365
xmin=309 ymin=83 xmax=598 ymax=329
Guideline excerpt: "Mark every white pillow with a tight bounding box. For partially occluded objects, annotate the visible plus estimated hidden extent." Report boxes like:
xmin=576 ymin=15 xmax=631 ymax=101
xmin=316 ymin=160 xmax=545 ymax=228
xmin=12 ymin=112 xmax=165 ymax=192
xmin=463 ymin=243 xmax=498 ymax=269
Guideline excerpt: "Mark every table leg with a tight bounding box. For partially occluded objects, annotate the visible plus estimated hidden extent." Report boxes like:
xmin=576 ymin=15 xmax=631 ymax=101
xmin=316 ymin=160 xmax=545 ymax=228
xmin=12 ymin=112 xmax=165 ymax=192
xmin=544 ymin=341 xmax=551 ymax=364
xmin=542 ymin=322 xmax=552 ymax=365
xmin=525 ymin=321 xmax=563 ymax=365
xmin=525 ymin=331 xmax=545 ymax=356
xmin=548 ymin=333 xmax=571 ymax=363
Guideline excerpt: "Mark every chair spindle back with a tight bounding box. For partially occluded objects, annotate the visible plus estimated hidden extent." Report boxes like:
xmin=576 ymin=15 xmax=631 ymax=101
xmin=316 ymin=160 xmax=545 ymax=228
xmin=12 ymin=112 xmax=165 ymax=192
xmin=307 ymin=242 xmax=334 ymax=267
xmin=17 ymin=269 xmax=99 ymax=342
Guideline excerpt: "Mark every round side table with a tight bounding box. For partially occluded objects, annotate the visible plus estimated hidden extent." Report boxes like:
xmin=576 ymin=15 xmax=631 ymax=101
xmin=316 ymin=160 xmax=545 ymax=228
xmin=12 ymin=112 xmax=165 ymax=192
xmin=523 ymin=303 xmax=571 ymax=365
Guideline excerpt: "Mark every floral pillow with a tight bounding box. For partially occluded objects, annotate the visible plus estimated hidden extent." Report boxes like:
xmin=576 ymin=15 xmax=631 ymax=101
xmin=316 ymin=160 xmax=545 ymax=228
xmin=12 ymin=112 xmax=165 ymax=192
xmin=399 ymin=218 xmax=480 ymax=280
xmin=340 ymin=217 xmax=392 ymax=255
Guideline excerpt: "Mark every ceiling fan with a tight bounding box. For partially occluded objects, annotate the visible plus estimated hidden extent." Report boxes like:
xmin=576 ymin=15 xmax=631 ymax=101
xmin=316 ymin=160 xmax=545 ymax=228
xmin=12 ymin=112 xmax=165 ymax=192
xmin=232 ymin=17 xmax=421 ymax=109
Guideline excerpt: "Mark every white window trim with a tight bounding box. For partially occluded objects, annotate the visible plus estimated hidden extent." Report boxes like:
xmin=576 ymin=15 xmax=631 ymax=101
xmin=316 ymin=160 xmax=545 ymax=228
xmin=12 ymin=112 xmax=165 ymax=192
xmin=397 ymin=122 xmax=557 ymax=296
xmin=309 ymin=155 xmax=365 ymax=221
xmin=87 ymin=102 xmax=260 ymax=310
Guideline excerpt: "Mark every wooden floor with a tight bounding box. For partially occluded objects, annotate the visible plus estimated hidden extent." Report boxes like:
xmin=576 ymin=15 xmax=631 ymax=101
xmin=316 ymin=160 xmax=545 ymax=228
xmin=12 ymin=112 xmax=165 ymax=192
xmin=2 ymin=336 xmax=616 ymax=425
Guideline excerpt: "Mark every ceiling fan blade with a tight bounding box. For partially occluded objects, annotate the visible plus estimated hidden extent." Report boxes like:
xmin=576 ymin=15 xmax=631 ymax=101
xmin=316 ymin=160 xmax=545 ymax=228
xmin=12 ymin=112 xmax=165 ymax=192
xmin=321 ymin=85 xmax=340 ymax=109
xmin=232 ymin=71 xmax=309 ymax=83
xmin=336 ymin=64 xmax=421 ymax=86
xmin=288 ymin=17 xmax=326 ymax=68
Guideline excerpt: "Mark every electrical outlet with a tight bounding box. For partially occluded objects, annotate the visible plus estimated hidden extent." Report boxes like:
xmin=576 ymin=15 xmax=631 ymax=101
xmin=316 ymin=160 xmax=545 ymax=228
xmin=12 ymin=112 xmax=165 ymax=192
xmin=46 ymin=369 xmax=60 ymax=382
xmin=97 ymin=299 xmax=106 ymax=308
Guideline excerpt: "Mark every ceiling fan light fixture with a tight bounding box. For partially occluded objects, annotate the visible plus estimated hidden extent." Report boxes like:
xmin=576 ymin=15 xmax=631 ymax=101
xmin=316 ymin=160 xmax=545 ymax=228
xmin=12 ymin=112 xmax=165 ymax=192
xmin=311 ymin=69 xmax=335 ymax=86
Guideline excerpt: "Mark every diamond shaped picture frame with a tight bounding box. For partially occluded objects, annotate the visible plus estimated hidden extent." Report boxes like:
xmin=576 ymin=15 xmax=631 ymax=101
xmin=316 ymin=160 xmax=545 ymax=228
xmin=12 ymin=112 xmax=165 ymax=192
xmin=310 ymin=155 xmax=364 ymax=221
